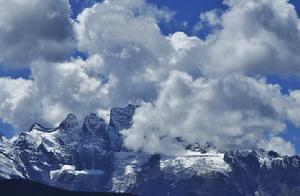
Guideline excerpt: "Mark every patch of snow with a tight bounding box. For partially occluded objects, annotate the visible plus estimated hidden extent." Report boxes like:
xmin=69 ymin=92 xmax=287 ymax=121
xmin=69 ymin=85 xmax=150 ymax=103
xmin=257 ymin=151 xmax=283 ymax=168
xmin=0 ymin=153 xmax=25 ymax=179
xmin=32 ymin=165 xmax=42 ymax=172
xmin=50 ymin=165 xmax=104 ymax=180
xmin=160 ymin=152 xmax=231 ymax=182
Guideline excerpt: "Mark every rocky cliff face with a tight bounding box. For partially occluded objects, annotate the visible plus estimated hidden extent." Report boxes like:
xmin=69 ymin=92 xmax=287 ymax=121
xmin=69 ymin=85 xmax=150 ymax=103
xmin=1 ymin=105 xmax=300 ymax=196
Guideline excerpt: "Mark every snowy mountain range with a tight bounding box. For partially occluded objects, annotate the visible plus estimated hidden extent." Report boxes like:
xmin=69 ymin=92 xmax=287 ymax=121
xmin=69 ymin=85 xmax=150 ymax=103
xmin=1 ymin=104 xmax=300 ymax=196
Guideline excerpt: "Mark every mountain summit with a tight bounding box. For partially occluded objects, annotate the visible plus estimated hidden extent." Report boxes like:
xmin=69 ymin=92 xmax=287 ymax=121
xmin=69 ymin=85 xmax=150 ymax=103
xmin=1 ymin=105 xmax=300 ymax=196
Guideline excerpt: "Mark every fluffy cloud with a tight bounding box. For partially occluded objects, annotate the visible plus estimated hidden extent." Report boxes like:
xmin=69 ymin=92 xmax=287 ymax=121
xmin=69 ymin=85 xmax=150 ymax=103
xmin=122 ymin=71 xmax=299 ymax=154
xmin=0 ymin=0 xmax=300 ymax=155
xmin=76 ymin=0 xmax=172 ymax=57
xmin=0 ymin=0 xmax=74 ymax=67
xmin=193 ymin=9 xmax=222 ymax=34
xmin=0 ymin=78 xmax=32 ymax=131
xmin=0 ymin=0 xmax=174 ymax=130
xmin=1 ymin=55 xmax=113 ymax=130
xmin=259 ymin=137 xmax=295 ymax=155
xmin=74 ymin=0 xmax=175 ymax=105
xmin=201 ymin=0 xmax=300 ymax=75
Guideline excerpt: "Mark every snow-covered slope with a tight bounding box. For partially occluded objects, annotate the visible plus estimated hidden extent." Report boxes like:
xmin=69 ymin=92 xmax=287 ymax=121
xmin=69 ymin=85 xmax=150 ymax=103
xmin=0 ymin=134 xmax=26 ymax=179
xmin=1 ymin=105 xmax=300 ymax=196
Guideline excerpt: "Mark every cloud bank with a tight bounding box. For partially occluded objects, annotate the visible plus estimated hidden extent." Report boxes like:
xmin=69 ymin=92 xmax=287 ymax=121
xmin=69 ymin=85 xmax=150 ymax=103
xmin=0 ymin=0 xmax=74 ymax=67
xmin=123 ymin=72 xmax=298 ymax=155
xmin=0 ymin=0 xmax=300 ymax=155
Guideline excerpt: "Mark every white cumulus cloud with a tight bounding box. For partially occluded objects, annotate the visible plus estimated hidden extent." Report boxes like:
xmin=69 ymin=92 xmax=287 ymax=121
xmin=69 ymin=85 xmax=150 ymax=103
xmin=122 ymin=71 xmax=300 ymax=154
xmin=0 ymin=0 xmax=75 ymax=67
xmin=200 ymin=0 xmax=300 ymax=75
xmin=0 ymin=0 xmax=300 ymax=155
xmin=259 ymin=137 xmax=295 ymax=156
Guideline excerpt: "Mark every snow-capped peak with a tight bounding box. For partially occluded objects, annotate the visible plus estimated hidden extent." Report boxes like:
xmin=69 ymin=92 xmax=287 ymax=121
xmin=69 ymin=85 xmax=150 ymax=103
xmin=185 ymin=142 xmax=217 ymax=153
xmin=83 ymin=113 xmax=106 ymax=130
xmin=59 ymin=113 xmax=79 ymax=130
xmin=29 ymin=123 xmax=47 ymax=132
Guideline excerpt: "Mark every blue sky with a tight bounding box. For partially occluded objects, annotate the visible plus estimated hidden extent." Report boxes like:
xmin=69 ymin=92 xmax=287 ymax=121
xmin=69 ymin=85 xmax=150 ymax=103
xmin=1 ymin=0 xmax=300 ymax=154
xmin=147 ymin=0 xmax=226 ymax=36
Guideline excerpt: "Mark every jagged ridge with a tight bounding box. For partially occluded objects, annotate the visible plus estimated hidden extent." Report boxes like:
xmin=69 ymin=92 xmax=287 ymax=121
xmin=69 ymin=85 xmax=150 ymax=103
xmin=0 ymin=105 xmax=300 ymax=196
